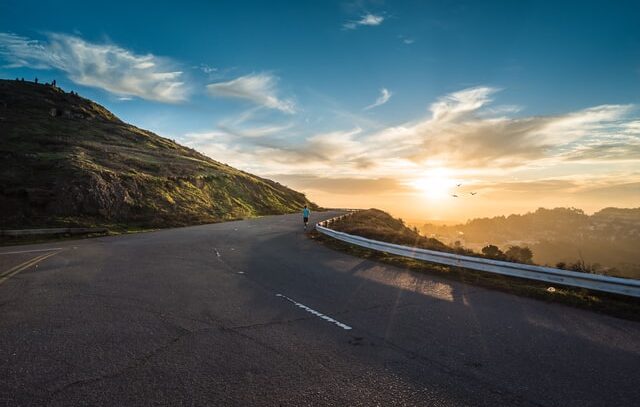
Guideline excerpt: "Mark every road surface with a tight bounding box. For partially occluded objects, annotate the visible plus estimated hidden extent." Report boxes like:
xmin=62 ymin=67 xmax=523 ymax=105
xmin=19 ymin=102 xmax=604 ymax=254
xmin=1 ymin=211 xmax=638 ymax=406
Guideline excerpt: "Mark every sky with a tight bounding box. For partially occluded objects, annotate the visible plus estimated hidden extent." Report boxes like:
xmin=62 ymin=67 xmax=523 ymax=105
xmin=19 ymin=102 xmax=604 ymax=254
xmin=1 ymin=0 xmax=639 ymax=223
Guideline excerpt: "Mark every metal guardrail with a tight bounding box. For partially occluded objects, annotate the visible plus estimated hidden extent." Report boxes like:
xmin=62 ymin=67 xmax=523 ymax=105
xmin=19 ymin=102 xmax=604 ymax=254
xmin=316 ymin=214 xmax=640 ymax=298
xmin=0 ymin=227 xmax=108 ymax=237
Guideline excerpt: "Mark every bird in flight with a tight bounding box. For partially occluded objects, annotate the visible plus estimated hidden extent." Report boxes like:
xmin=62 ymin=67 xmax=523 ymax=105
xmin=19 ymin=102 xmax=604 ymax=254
xmin=456 ymin=183 xmax=462 ymax=187
xmin=452 ymin=194 xmax=458 ymax=198
xmin=470 ymin=192 xmax=477 ymax=195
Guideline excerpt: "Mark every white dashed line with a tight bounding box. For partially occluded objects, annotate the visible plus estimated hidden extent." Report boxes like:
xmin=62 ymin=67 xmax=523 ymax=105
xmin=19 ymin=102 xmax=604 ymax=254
xmin=275 ymin=294 xmax=352 ymax=330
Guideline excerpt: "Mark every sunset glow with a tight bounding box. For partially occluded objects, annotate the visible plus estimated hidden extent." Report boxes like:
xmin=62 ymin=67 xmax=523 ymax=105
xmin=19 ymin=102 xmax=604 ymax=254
xmin=410 ymin=169 xmax=457 ymax=201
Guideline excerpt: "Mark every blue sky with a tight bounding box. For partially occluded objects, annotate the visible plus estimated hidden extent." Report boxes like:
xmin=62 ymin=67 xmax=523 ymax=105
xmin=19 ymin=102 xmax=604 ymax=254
xmin=1 ymin=0 xmax=639 ymax=220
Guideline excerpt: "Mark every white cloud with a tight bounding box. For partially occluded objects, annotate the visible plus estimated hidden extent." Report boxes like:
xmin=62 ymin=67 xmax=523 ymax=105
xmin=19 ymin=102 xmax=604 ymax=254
xmin=0 ymin=32 xmax=188 ymax=102
xmin=206 ymin=73 xmax=296 ymax=113
xmin=343 ymin=13 xmax=385 ymax=30
xmin=196 ymin=64 xmax=217 ymax=74
xmin=429 ymin=86 xmax=497 ymax=121
xmin=368 ymin=87 xmax=636 ymax=168
xmin=181 ymin=86 xmax=639 ymax=188
xmin=398 ymin=35 xmax=415 ymax=45
xmin=364 ymin=88 xmax=392 ymax=110
xmin=219 ymin=122 xmax=294 ymax=138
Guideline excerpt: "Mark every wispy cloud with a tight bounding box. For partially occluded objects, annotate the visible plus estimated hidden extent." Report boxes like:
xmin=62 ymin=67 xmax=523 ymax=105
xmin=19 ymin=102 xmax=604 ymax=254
xmin=343 ymin=13 xmax=385 ymax=30
xmin=219 ymin=121 xmax=294 ymax=138
xmin=206 ymin=73 xmax=296 ymax=113
xmin=364 ymin=88 xmax=392 ymax=110
xmin=398 ymin=35 xmax=415 ymax=45
xmin=184 ymin=86 xmax=639 ymax=181
xmin=369 ymin=87 xmax=636 ymax=168
xmin=273 ymin=175 xmax=409 ymax=195
xmin=195 ymin=63 xmax=217 ymax=74
xmin=0 ymin=32 xmax=187 ymax=102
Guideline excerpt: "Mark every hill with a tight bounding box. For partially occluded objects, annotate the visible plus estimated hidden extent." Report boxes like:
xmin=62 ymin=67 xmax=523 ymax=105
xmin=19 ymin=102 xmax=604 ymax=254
xmin=0 ymin=79 xmax=315 ymax=229
xmin=330 ymin=209 xmax=460 ymax=253
xmin=330 ymin=209 xmax=537 ymax=263
xmin=421 ymin=207 xmax=640 ymax=279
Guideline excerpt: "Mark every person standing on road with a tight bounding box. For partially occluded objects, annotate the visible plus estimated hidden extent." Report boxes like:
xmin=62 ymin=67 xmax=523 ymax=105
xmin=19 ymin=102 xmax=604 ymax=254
xmin=302 ymin=205 xmax=310 ymax=229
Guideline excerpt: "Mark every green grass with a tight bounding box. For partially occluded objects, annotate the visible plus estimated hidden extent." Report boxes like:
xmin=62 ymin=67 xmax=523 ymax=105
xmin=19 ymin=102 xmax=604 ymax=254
xmin=311 ymin=211 xmax=640 ymax=321
xmin=0 ymin=79 xmax=317 ymax=229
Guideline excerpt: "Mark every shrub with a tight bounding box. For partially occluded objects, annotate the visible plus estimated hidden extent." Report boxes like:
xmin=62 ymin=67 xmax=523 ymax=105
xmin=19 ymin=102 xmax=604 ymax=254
xmin=505 ymin=245 xmax=533 ymax=264
xmin=482 ymin=244 xmax=506 ymax=260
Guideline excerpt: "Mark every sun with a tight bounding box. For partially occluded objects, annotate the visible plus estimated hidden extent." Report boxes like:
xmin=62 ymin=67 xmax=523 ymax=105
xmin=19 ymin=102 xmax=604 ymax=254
xmin=410 ymin=168 xmax=457 ymax=200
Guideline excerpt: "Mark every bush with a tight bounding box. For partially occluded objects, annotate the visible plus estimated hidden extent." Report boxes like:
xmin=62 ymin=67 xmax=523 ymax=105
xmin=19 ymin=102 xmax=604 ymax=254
xmin=505 ymin=245 xmax=533 ymax=264
xmin=482 ymin=244 xmax=506 ymax=260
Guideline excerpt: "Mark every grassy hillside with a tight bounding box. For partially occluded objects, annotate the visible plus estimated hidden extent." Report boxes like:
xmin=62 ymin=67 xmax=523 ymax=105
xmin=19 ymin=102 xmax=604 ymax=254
xmin=329 ymin=209 xmax=458 ymax=253
xmin=0 ymin=79 xmax=316 ymax=229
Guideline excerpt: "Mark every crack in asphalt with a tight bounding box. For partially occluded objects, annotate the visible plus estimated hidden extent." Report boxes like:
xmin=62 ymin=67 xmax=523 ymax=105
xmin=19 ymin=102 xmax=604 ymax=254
xmin=228 ymin=315 xmax=317 ymax=331
xmin=45 ymin=327 xmax=209 ymax=403
xmin=219 ymin=325 xmax=336 ymax=378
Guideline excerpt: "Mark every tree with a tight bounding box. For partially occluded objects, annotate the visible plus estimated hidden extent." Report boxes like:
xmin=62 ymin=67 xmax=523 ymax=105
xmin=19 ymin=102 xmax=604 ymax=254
xmin=481 ymin=245 xmax=505 ymax=260
xmin=505 ymin=246 xmax=533 ymax=264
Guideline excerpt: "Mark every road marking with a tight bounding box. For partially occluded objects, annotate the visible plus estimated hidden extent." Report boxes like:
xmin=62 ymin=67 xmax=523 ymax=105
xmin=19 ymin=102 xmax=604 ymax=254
xmin=0 ymin=251 xmax=60 ymax=285
xmin=275 ymin=294 xmax=352 ymax=330
xmin=0 ymin=248 xmax=62 ymax=255
xmin=0 ymin=252 xmax=53 ymax=278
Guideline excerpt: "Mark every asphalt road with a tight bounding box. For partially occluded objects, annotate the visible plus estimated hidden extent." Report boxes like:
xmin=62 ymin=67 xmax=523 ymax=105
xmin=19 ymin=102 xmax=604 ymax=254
xmin=0 ymin=211 xmax=638 ymax=406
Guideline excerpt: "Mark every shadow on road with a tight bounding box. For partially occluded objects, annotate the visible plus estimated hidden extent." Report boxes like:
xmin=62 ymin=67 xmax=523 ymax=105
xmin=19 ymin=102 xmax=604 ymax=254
xmin=236 ymin=217 xmax=640 ymax=406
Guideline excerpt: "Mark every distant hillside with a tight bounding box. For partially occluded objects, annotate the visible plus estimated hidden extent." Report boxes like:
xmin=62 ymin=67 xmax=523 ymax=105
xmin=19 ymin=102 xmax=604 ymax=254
xmin=0 ymin=79 xmax=316 ymax=229
xmin=421 ymin=207 xmax=640 ymax=279
xmin=330 ymin=209 xmax=468 ymax=253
